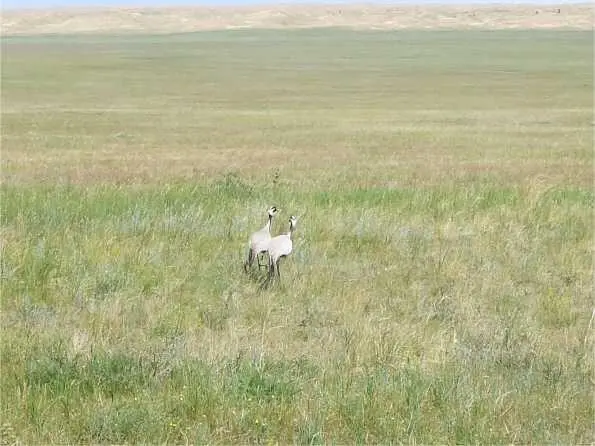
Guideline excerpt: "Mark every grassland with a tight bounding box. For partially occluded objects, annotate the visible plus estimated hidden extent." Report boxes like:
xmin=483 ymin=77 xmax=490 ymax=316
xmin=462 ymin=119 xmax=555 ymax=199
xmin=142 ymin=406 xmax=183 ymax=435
xmin=1 ymin=29 xmax=593 ymax=444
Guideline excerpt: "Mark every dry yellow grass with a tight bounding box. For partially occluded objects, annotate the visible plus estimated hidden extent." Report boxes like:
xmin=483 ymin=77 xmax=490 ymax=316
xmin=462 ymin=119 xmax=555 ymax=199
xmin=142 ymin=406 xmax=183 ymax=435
xmin=2 ymin=3 xmax=593 ymax=35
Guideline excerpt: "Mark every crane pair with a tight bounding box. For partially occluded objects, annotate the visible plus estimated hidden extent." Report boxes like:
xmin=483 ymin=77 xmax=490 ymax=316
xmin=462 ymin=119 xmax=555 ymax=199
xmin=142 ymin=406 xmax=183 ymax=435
xmin=244 ymin=206 xmax=297 ymax=282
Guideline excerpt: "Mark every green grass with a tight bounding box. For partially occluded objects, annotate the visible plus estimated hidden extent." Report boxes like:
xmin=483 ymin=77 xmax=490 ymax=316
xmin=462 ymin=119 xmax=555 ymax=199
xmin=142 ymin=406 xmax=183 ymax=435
xmin=1 ymin=29 xmax=593 ymax=444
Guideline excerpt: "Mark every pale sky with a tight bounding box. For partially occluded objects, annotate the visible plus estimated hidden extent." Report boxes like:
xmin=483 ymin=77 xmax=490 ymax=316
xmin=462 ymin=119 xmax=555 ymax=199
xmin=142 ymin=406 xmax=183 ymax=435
xmin=2 ymin=0 xmax=583 ymax=9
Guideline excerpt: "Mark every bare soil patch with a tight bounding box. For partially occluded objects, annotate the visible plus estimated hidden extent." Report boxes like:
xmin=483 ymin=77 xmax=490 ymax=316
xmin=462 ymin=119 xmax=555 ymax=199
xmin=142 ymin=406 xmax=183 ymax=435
xmin=2 ymin=3 xmax=593 ymax=35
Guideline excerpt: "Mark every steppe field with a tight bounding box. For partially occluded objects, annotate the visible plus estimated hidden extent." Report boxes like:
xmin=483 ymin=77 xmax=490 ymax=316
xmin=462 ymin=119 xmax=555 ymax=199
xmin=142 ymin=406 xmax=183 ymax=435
xmin=1 ymin=4 xmax=593 ymax=444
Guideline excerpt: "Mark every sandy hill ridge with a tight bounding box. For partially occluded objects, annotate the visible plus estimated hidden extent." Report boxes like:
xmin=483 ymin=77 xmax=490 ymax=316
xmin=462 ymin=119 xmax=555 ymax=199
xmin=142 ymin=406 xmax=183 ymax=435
xmin=2 ymin=3 xmax=593 ymax=35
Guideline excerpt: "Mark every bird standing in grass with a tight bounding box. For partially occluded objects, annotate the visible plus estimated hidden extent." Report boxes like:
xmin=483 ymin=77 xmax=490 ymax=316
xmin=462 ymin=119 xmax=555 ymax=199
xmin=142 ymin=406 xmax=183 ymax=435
xmin=266 ymin=215 xmax=297 ymax=283
xmin=244 ymin=206 xmax=279 ymax=272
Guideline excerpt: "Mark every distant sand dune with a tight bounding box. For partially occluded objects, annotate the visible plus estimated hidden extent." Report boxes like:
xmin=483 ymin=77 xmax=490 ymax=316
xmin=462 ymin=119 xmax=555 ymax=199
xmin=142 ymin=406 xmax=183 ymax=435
xmin=2 ymin=3 xmax=593 ymax=35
